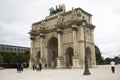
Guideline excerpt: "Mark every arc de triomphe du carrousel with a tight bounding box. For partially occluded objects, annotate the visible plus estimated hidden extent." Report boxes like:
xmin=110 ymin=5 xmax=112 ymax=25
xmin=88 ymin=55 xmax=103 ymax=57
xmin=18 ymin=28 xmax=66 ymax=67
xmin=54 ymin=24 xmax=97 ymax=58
xmin=29 ymin=4 xmax=96 ymax=69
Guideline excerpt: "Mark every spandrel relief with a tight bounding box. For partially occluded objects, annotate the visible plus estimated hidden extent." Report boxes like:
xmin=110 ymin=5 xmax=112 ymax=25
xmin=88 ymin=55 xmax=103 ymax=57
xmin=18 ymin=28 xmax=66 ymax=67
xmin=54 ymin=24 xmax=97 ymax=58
xmin=63 ymin=34 xmax=72 ymax=43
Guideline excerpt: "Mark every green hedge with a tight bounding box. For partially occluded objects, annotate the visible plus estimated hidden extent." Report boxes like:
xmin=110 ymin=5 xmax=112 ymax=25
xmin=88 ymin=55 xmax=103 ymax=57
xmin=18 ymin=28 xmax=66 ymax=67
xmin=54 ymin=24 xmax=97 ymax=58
xmin=0 ymin=64 xmax=17 ymax=68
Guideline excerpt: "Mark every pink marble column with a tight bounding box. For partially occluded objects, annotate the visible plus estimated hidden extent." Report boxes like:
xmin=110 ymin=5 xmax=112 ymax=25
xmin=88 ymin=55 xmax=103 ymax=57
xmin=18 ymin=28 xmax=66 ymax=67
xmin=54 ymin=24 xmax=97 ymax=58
xmin=57 ymin=29 xmax=62 ymax=57
xmin=71 ymin=25 xmax=80 ymax=68
xmin=57 ymin=28 xmax=64 ymax=68
xmin=71 ymin=25 xmax=78 ymax=55
xmin=40 ymin=33 xmax=45 ymax=58
xmin=29 ymin=36 xmax=35 ymax=68
xmin=39 ymin=33 xmax=45 ymax=68
xmin=30 ymin=36 xmax=35 ymax=59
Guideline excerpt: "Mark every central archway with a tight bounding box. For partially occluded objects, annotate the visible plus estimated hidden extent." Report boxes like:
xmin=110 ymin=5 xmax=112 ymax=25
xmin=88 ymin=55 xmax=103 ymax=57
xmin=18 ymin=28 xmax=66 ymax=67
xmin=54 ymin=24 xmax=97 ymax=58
xmin=47 ymin=37 xmax=58 ymax=68
xmin=65 ymin=47 xmax=74 ymax=69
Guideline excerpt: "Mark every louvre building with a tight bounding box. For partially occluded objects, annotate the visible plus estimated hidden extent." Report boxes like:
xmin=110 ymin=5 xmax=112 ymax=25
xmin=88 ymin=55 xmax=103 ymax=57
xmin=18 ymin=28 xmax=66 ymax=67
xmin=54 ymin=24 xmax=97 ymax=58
xmin=0 ymin=44 xmax=30 ymax=53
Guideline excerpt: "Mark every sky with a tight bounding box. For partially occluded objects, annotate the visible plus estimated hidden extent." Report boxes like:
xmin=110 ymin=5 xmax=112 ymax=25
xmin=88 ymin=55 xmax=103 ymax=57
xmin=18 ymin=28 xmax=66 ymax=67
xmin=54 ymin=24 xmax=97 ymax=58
xmin=0 ymin=0 xmax=120 ymax=58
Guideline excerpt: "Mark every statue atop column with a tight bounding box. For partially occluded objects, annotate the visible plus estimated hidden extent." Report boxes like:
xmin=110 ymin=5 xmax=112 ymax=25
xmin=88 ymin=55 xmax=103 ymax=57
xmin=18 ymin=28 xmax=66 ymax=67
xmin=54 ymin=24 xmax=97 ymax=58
xmin=71 ymin=7 xmax=77 ymax=20
xmin=70 ymin=7 xmax=81 ymax=24
xmin=57 ymin=15 xmax=63 ymax=24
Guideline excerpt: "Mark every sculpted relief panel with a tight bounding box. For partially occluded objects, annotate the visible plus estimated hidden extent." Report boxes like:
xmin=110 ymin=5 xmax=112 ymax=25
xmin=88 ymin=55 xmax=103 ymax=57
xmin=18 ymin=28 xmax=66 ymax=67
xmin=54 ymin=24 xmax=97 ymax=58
xmin=63 ymin=28 xmax=72 ymax=43
xmin=63 ymin=33 xmax=72 ymax=43
xmin=86 ymin=34 xmax=92 ymax=42
xmin=35 ymin=36 xmax=40 ymax=48
xmin=46 ymin=19 xmax=57 ymax=27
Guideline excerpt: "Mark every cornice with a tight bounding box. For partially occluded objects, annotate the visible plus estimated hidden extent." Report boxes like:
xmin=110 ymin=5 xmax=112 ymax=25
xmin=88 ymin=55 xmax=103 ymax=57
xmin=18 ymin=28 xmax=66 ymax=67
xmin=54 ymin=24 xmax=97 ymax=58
xmin=86 ymin=23 xmax=96 ymax=29
xmin=78 ymin=40 xmax=94 ymax=45
xmin=29 ymin=20 xmax=95 ymax=36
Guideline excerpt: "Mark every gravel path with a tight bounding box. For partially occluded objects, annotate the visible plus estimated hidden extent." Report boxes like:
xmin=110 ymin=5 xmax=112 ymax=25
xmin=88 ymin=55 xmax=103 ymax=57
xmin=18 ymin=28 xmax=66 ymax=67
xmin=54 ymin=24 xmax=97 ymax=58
xmin=0 ymin=65 xmax=120 ymax=80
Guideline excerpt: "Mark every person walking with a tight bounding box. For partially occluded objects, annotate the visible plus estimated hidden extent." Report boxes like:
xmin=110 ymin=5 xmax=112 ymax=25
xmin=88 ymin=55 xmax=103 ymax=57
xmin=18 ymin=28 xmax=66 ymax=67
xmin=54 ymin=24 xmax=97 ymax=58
xmin=36 ymin=63 xmax=39 ymax=71
xmin=32 ymin=64 xmax=35 ymax=70
xmin=110 ymin=60 xmax=115 ymax=73
xmin=39 ymin=62 xmax=42 ymax=71
xmin=17 ymin=63 xmax=22 ymax=73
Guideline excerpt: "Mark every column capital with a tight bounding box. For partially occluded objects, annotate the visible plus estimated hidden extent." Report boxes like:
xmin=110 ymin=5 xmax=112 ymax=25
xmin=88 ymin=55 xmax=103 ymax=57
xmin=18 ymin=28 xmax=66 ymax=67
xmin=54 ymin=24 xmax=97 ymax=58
xmin=57 ymin=28 xmax=62 ymax=34
xmin=30 ymin=36 xmax=35 ymax=40
xmin=71 ymin=25 xmax=78 ymax=31
xmin=40 ymin=33 xmax=45 ymax=38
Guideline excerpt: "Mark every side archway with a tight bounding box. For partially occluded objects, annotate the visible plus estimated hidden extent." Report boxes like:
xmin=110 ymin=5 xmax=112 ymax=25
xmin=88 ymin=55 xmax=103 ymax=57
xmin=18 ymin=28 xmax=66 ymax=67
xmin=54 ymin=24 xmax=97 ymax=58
xmin=65 ymin=47 xmax=74 ymax=69
xmin=47 ymin=37 xmax=58 ymax=68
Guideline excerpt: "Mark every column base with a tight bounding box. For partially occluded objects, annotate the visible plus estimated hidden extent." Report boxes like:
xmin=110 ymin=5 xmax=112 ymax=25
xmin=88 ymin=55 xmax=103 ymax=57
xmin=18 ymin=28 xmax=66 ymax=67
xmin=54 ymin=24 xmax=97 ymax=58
xmin=72 ymin=55 xmax=81 ymax=69
xmin=56 ymin=56 xmax=64 ymax=69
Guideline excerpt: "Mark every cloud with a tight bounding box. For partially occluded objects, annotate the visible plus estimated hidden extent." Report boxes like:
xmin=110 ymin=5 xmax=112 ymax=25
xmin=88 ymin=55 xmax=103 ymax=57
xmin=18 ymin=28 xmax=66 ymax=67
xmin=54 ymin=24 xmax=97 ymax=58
xmin=0 ymin=0 xmax=120 ymax=58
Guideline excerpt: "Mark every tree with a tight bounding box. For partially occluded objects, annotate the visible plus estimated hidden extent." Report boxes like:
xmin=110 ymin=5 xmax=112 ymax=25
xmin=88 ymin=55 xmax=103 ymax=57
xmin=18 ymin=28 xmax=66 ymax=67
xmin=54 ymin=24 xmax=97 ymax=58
xmin=113 ymin=56 xmax=120 ymax=64
xmin=95 ymin=45 xmax=104 ymax=64
xmin=24 ymin=50 xmax=30 ymax=63
xmin=104 ymin=57 xmax=112 ymax=64
xmin=0 ymin=50 xmax=30 ymax=68
xmin=2 ymin=52 xmax=14 ymax=64
xmin=14 ymin=53 xmax=26 ymax=63
xmin=0 ymin=54 xmax=3 ymax=64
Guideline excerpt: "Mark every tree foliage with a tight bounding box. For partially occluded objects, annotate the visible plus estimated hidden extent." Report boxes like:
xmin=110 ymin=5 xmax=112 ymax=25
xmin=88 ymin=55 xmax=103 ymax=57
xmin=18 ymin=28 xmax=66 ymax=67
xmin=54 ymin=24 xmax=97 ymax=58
xmin=95 ymin=45 xmax=104 ymax=64
xmin=0 ymin=50 xmax=30 ymax=66
xmin=113 ymin=56 xmax=120 ymax=64
xmin=104 ymin=57 xmax=112 ymax=64
xmin=95 ymin=45 xmax=120 ymax=65
xmin=0 ymin=54 xmax=3 ymax=64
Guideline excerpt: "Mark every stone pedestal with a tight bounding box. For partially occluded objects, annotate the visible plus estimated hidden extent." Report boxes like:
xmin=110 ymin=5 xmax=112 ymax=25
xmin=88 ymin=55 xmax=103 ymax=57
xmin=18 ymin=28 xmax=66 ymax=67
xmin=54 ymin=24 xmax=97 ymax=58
xmin=56 ymin=56 xmax=64 ymax=69
xmin=72 ymin=55 xmax=80 ymax=69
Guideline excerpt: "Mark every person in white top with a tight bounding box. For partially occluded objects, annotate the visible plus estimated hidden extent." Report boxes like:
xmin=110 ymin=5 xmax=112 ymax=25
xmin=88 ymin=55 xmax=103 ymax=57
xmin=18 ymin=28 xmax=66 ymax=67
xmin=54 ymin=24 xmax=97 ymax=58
xmin=110 ymin=61 xmax=115 ymax=73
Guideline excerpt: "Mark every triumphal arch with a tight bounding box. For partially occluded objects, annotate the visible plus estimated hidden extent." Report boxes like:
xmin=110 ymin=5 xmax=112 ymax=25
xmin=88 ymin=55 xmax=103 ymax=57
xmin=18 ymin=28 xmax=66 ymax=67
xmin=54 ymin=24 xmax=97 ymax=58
xmin=29 ymin=5 xmax=96 ymax=69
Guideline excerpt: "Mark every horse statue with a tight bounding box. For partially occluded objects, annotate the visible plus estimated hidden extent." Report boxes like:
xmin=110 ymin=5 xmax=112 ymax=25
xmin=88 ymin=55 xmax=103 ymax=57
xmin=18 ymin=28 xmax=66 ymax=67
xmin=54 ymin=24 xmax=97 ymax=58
xmin=49 ymin=4 xmax=66 ymax=15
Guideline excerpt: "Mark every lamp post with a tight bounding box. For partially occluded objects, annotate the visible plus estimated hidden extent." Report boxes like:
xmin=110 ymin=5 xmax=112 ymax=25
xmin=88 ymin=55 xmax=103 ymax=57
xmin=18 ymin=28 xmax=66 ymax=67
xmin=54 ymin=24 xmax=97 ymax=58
xmin=82 ymin=17 xmax=91 ymax=75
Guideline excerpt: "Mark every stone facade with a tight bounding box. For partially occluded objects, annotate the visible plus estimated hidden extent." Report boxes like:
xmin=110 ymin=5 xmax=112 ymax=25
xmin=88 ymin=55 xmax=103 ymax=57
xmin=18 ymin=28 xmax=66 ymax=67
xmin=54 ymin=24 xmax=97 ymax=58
xmin=29 ymin=8 xmax=96 ymax=69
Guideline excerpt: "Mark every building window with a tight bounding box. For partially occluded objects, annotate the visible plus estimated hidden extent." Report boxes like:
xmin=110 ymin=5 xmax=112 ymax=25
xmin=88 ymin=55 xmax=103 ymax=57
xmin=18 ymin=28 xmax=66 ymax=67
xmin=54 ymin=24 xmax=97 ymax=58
xmin=11 ymin=48 xmax=13 ymax=50
xmin=18 ymin=49 xmax=20 ymax=51
xmin=21 ymin=49 xmax=23 ymax=51
xmin=2 ymin=47 xmax=5 ymax=50
xmin=14 ymin=48 xmax=16 ymax=51
xmin=7 ymin=48 xmax=9 ymax=50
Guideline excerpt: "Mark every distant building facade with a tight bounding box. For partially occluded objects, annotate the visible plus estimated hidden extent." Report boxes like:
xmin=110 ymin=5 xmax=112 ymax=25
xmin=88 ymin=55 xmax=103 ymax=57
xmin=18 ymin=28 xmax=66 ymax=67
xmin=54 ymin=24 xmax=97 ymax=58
xmin=0 ymin=44 xmax=30 ymax=53
xmin=29 ymin=6 xmax=96 ymax=69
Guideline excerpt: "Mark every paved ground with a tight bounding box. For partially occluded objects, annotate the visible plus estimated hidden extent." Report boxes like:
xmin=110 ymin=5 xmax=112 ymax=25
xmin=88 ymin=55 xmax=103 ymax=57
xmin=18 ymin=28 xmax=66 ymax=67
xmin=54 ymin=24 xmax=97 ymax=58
xmin=0 ymin=65 xmax=120 ymax=80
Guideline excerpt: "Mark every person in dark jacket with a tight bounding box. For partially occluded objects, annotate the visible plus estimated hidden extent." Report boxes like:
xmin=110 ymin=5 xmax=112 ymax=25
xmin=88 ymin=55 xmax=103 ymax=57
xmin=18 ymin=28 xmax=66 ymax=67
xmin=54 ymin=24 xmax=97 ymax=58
xmin=17 ymin=63 xmax=22 ymax=73
xmin=39 ymin=62 xmax=42 ymax=71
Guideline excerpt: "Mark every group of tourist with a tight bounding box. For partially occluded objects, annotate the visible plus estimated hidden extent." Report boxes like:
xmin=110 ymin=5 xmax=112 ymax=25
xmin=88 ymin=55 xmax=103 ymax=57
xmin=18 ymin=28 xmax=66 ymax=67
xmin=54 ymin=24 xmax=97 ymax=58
xmin=16 ymin=62 xmax=43 ymax=73
xmin=32 ymin=62 xmax=42 ymax=71
xmin=16 ymin=61 xmax=116 ymax=73
xmin=17 ymin=63 xmax=27 ymax=73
